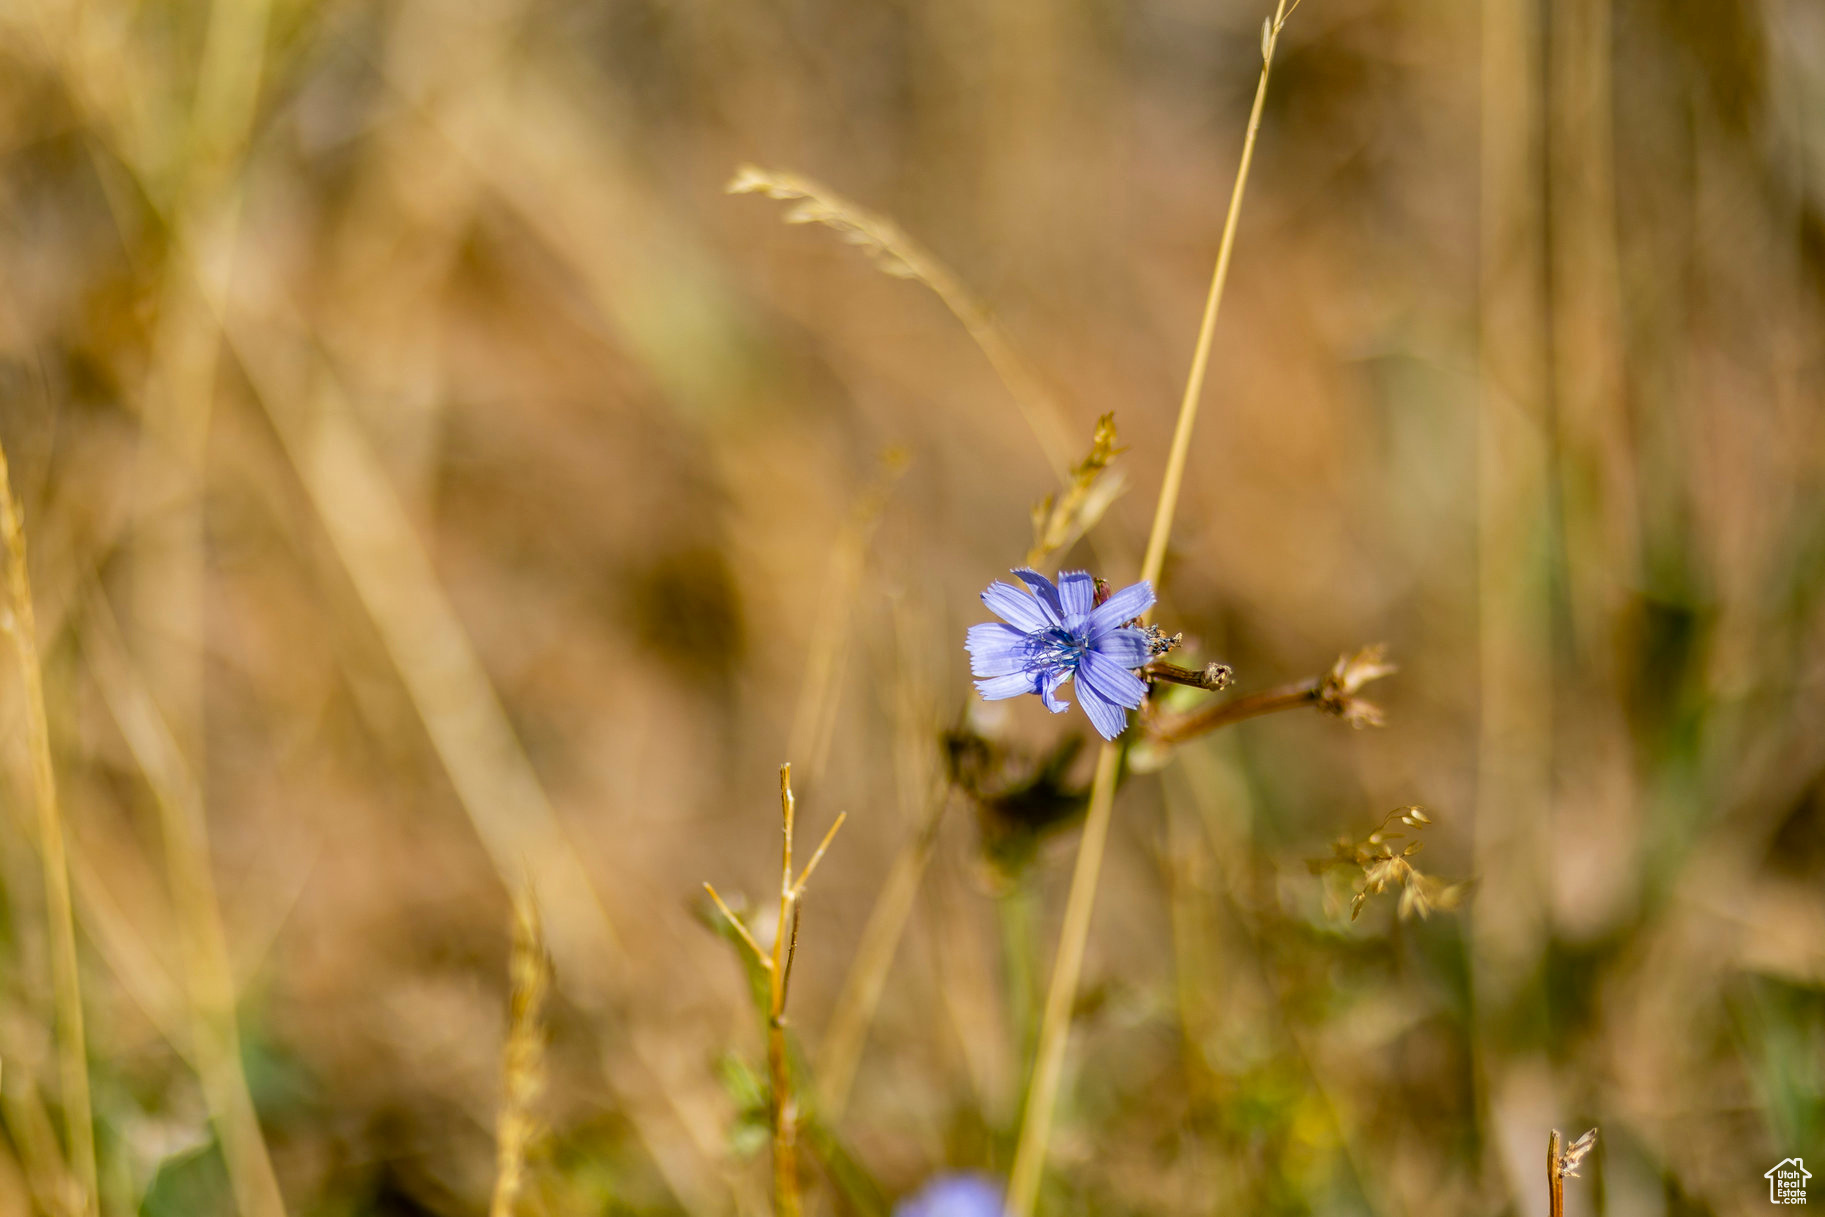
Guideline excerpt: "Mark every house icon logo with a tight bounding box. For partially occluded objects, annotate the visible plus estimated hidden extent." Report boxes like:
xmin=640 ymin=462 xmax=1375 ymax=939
xmin=1766 ymin=1158 xmax=1809 ymax=1204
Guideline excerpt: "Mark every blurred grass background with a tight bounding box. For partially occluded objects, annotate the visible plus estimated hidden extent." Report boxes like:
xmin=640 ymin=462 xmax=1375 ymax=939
xmin=0 ymin=0 xmax=1821 ymax=1213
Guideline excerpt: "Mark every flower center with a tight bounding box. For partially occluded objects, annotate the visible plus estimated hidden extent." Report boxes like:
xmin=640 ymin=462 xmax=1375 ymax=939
xmin=1037 ymin=627 xmax=1088 ymax=670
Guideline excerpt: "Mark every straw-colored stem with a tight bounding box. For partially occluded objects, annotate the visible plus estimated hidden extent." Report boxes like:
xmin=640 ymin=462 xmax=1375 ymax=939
xmin=1007 ymin=6 xmax=1292 ymax=1211
xmin=770 ymin=764 xmax=802 ymax=1217
xmin=0 ymin=444 xmax=99 ymax=1217
xmin=1139 ymin=0 xmax=1292 ymax=594
xmin=767 ymin=989 xmax=798 ymax=1217
xmin=1005 ymin=742 xmax=1121 ymax=1215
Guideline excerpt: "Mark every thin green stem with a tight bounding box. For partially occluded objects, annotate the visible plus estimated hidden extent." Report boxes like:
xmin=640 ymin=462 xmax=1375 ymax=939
xmin=1006 ymin=6 xmax=1294 ymax=1211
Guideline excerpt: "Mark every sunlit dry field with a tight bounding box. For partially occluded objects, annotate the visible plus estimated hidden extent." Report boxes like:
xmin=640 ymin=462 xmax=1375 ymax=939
xmin=0 ymin=0 xmax=1821 ymax=1214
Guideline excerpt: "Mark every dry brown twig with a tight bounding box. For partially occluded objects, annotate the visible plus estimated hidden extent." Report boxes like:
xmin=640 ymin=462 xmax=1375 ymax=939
xmin=703 ymin=764 xmax=846 ymax=1217
xmin=1140 ymin=644 xmax=1395 ymax=752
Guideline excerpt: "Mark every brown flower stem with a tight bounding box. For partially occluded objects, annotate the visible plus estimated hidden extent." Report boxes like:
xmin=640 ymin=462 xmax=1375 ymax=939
xmin=1548 ymin=1129 xmax=1564 ymax=1217
xmin=1149 ymin=678 xmax=1322 ymax=746
xmin=1144 ymin=660 xmax=1235 ymax=691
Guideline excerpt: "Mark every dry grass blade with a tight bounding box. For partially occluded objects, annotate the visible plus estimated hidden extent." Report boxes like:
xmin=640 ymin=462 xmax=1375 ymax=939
xmin=792 ymin=812 xmax=848 ymax=899
xmin=221 ymin=338 xmax=720 ymax=1211
xmin=491 ymin=886 xmax=552 ymax=1217
xmin=815 ymin=772 xmax=947 ymax=1122
xmin=0 ymin=1075 xmax=79 ymax=1217
xmin=786 ymin=453 xmax=907 ymax=781
xmin=225 ymin=331 xmax=636 ymax=981
xmin=0 ymin=441 xmax=98 ymax=1217
xmin=79 ymin=588 xmax=288 ymax=1217
xmin=730 ymin=165 xmax=1077 ymax=480
xmin=703 ymin=884 xmax=769 ymax=965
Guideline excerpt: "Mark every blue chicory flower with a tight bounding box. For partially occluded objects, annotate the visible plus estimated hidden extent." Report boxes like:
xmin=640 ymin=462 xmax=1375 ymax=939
xmin=893 ymin=1172 xmax=1005 ymax=1217
xmin=965 ymin=568 xmax=1155 ymax=741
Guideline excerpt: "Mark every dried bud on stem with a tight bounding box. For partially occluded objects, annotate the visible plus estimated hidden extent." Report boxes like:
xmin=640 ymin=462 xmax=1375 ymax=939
xmin=1548 ymin=1128 xmax=1598 ymax=1217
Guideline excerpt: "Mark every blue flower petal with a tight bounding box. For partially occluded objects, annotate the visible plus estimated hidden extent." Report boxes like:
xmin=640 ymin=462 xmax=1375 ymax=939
xmin=1086 ymin=580 xmax=1154 ymax=638
xmin=980 ymin=581 xmax=1053 ymax=633
xmin=966 ymin=622 xmax=1036 ymax=678
xmin=1090 ymin=625 xmax=1151 ymax=670
xmin=975 ymin=671 xmax=1039 ymax=700
xmin=1057 ymin=570 xmax=1096 ymax=626
xmin=1037 ymin=667 xmax=1072 ymax=714
xmin=1009 ymin=569 xmax=1065 ymax=626
xmin=894 ymin=1173 xmax=1004 ymax=1217
xmin=1074 ymin=668 xmax=1130 ymax=739
xmin=1079 ymin=649 xmax=1148 ymax=710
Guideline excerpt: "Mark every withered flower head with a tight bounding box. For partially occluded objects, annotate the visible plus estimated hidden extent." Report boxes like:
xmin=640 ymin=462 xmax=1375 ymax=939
xmin=1558 ymin=1128 xmax=1598 ymax=1178
xmin=1318 ymin=644 xmax=1397 ymax=728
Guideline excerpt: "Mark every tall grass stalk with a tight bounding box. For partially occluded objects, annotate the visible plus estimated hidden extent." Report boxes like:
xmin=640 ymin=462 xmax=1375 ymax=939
xmin=55 ymin=13 xmax=723 ymax=1203
xmin=0 ymin=441 xmax=98 ymax=1217
xmin=1006 ymin=4 xmax=1296 ymax=1210
xmin=227 ymin=342 xmax=723 ymax=1209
